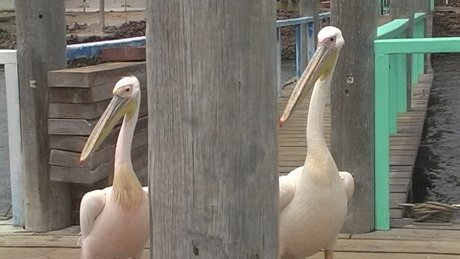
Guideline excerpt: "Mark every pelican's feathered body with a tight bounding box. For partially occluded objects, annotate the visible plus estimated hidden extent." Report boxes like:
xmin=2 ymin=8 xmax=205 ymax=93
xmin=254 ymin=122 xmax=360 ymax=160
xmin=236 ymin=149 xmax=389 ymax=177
xmin=79 ymin=76 xmax=149 ymax=259
xmin=278 ymin=26 xmax=354 ymax=259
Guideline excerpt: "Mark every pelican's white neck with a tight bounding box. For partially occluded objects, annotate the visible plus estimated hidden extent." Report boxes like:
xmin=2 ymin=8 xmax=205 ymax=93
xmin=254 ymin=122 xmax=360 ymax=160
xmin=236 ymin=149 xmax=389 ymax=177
xmin=306 ymin=77 xmax=330 ymax=150
xmin=114 ymin=107 xmax=138 ymax=168
xmin=304 ymin=67 xmax=338 ymax=175
xmin=112 ymin=94 xmax=144 ymax=207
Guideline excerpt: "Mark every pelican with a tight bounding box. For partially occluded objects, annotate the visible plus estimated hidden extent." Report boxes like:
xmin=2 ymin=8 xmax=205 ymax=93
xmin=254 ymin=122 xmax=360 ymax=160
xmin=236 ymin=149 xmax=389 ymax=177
xmin=278 ymin=26 xmax=354 ymax=259
xmin=79 ymin=76 xmax=149 ymax=259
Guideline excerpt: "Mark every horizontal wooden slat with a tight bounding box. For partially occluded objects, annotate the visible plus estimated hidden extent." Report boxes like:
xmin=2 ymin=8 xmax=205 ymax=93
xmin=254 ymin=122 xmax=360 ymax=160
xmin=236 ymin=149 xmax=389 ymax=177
xmin=49 ymin=89 xmax=148 ymax=119
xmin=51 ymin=143 xmax=147 ymax=184
xmin=48 ymin=70 xmax=147 ymax=103
xmin=48 ymin=114 xmax=148 ymax=135
xmin=48 ymin=62 xmax=145 ymax=88
xmin=49 ymin=129 xmax=147 ymax=169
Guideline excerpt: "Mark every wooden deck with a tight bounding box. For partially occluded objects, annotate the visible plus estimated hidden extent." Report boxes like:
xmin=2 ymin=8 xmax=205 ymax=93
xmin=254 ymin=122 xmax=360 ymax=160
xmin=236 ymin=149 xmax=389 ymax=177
xmin=0 ymin=60 xmax=454 ymax=259
xmin=2 ymin=222 xmax=460 ymax=258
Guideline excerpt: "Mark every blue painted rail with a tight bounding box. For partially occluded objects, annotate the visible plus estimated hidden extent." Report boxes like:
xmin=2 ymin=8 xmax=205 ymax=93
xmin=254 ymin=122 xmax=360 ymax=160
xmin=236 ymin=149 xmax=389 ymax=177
xmin=275 ymin=12 xmax=330 ymax=95
xmin=66 ymin=36 xmax=145 ymax=60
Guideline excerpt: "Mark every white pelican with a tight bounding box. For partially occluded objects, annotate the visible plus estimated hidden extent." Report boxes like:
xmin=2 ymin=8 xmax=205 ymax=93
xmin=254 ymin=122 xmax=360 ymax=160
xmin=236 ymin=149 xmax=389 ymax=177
xmin=79 ymin=76 xmax=149 ymax=259
xmin=278 ymin=26 xmax=354 ymax=259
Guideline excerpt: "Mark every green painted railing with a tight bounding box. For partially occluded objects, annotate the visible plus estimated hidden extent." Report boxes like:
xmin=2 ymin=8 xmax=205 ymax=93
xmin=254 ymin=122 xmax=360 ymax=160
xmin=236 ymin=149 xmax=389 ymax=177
xmin=374 ymin=11 xmax=460 ymax=230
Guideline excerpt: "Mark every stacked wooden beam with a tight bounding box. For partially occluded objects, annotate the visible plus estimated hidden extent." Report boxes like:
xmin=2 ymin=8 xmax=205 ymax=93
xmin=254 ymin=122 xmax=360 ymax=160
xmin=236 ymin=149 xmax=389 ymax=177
xmin=47 ymin=62 xmax=148 ymax=184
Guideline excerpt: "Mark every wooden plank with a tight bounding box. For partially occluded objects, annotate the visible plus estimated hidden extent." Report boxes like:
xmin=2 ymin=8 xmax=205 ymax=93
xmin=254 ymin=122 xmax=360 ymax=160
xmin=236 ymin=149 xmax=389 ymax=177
xmin=391 ymin=208 xmax=403 ymax=218
xmin=49 ymin=129 xmax=147 ymax=168
xmin=48 ymin=62 xmax=145 ymax=88
xmin=15 ymin=0 xmax=71 ymax=231
xmin=48 ymin=118 xmax=98 ymax=135
xmin=334 ymin=238 xmax=460 ymax=254
xmin=391 ymin=192 xmax=408 ymax=208
xmin=51 ymin=143 xmax=147 ymax=183
xmin=48 ymin=114 xmax=148 ymax=135
xmin=148 ymin=1 xmax=278 ymax=257
xmin=49 ymin=126 xmax=148 ymax=152
xmin=351 ymin=228 xmax=460 ymax=241
xmin=49 ymin=89 xmax=148 ymax=119
xmin=312 ymin=252 xmax=460 ymax=259
xmin=48 ymin=68 xmax=147 ymax=103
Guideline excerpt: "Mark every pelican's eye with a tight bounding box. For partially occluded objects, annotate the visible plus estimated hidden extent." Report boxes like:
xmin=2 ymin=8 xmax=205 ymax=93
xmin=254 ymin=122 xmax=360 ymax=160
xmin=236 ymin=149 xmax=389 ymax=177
xmin=330 ymin=37 xmax=336 ymax=42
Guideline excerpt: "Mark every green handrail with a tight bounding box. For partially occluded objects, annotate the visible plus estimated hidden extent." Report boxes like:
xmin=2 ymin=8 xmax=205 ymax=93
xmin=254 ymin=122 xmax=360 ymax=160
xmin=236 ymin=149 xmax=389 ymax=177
xmin=374 ymin=10 xmax=460 ymax=230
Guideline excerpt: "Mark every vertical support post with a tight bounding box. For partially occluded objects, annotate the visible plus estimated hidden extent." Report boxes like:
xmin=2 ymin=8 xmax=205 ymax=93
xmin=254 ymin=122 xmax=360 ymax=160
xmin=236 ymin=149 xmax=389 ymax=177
xmin=3 ymin=51 xmax=24 ymax=226
xmin=15 ymin=0 xmax=71 ymax=231
xmin=276 ymin=28 xmax=282 ymax=96
xmin=391 ymin=0 xmax=414 ymax=111
xmin=330 ymin=0 xmax=377 ymax=233
xmin=295 ymin=25 xmax=302 ymax=78
xmin=147 ymin=1 xmax=278 ymax=258
xmin=397 ymin=54 xmax=408 ymax=112
xmin=300 ymin=0 xmax=318 ymax=65
xmin=389 ymin=55 xmax=398 ymax=134
xmin=374 ymin=54 xmax=391 ymax=231
xmin=99 ymin=0 xmax=105 ymax=32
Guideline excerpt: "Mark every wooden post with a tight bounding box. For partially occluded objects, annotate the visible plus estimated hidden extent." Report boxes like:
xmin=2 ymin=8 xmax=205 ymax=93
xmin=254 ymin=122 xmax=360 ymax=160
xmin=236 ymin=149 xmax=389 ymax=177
xmin=15 ymin=0 xmax=71 ymax=231
xmin=147 ymin=0 xmax=278 ymax=258
xmin=391 ymin=0 xmax=414 ymax=110
xmin=300 ymin=0 xmax=318 ymax=66
xmin=99 ymin=0 xmax=105 ymax=33
xmin=330 ymin=0 xmax=377 ymax=233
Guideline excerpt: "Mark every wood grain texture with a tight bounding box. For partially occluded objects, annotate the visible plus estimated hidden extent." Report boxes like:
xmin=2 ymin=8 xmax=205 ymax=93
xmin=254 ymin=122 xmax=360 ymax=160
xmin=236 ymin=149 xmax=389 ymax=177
xmin=330 ymin=0 xmax=377 ymax=233
xmin=3 ymin=227 xmax=460 ymax=258
xmin=48 ymin=114 xmax=148 ymax=135
xmin=48 ymin=64 xmax=146 ymax=103
xmin=15 ymin=0 xmax=71 ymax=231
xmin=48 ymin=89 xmax=148 ymax=119
xmin=47 ymin=62 xmax=145 ymax=88
xmin=49 ymin=125 xmax=148 ymax=152
xmin=50 ymin=143 xmax=148 ymax=183
xmin=49 ymin=129 xmax=147 ymax=169
xmin=147 ymin=1 xmax=278 ymax=258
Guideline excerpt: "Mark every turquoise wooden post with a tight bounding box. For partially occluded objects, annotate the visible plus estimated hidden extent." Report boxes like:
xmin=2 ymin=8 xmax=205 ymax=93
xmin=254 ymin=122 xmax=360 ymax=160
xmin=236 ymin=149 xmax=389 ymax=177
xmin=397 ymin=54 xmax=407 ymax=113
xmin=412 ymin=13 xmax=427 ymax=84
xmin=389 ymin=54 xmax=397 ymax=134
xmin=375 ymin=54 xmax=390 ymax=231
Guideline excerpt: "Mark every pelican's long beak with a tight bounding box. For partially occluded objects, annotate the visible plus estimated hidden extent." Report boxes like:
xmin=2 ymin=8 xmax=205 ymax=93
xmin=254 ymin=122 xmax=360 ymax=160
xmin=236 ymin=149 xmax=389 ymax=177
xmin=80 ymin=95 xmax=136 ymax=163
xmin=279 ymin=45 xmax=337 ymax=126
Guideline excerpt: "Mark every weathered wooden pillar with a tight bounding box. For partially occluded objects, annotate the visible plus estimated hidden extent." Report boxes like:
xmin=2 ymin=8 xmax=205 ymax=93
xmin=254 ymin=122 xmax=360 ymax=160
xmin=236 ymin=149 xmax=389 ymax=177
xmin=146 ymin=1 xmax=278 ymax=258
xmin=330 ymin=0 xmax=377 ymax=233
xmin=299 ymin=0 xmax=319 ymax=69
xmin=99 ymin=0 xmax=105 ymax=32
xmin=15 ymin=0 xmax=71 ymax=231
xmin=392 ymin=0 xmax=414 ymax=110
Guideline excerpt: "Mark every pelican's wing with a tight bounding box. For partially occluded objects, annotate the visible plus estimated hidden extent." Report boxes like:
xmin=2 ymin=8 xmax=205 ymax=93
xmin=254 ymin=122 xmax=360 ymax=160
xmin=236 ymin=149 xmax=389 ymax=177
xmin=79 ymin=189 xmax=107 ymax=245
xmin=279 ymin=175 xmax=295 ymax=211
xmin=338 ymin=171 xmax=355 ymax=202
